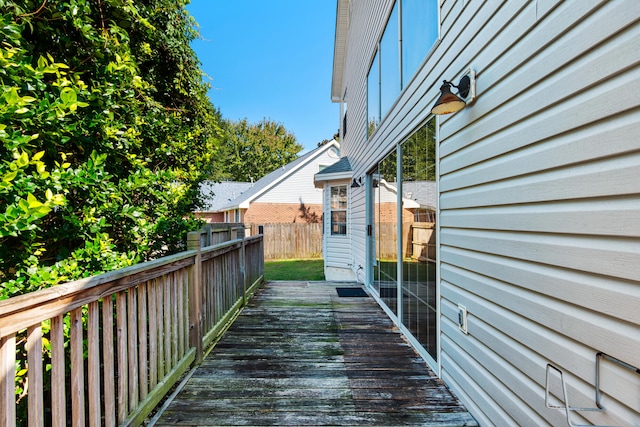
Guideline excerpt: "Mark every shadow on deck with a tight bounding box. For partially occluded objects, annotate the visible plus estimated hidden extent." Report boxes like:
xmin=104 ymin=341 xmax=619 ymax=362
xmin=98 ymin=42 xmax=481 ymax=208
xmin=151 ymin=281 xmax=477 ymax=426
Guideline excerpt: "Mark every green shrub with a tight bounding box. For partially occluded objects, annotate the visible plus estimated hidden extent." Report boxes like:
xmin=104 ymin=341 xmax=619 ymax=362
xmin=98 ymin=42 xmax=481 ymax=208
xmin=0 ymin=1 xmax=220 ymax=299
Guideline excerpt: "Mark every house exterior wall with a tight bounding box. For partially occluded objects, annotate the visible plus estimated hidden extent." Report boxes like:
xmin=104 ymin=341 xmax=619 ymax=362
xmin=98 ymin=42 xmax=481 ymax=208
xmin=195 ymin=212 xmax=225 ymax=223
xmin=252 ymin=145 xmax=339 ymax=205
xmin=322 ymin=179 xmax=357 ymax=281
xmin=207 ymin=142 xmax=340 ymax=227
xmin=334 ymin=0 xmax=640 ymax=426
xmin=244 ymin=202 xmax=323 ymax=225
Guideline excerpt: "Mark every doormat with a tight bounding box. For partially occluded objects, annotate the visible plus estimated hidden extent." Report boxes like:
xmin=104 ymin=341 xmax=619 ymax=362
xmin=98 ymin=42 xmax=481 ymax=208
xmin=336 ymin=287 xmax=368 ymax=297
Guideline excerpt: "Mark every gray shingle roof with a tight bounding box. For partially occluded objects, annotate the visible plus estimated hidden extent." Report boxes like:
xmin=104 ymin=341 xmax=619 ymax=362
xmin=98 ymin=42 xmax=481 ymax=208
xmin=198 ymin=181 xmax=253 ymax=211
xmin=316 ymin=156 xmax=351 ymax=175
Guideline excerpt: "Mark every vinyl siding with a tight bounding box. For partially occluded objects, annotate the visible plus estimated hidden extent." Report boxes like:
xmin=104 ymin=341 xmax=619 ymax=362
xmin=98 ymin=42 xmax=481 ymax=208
xmin=350 ymin=185 xmax=366 ymax=281
xmin=323 ymin=179 xmax=353 ymax=269
xmin=438 ymin=1 xmax=640 ymax=426
xmin=255 ymin=147 xmax=339 ymax=205
xmin=335 ymin=0 xmax=640 ymax=425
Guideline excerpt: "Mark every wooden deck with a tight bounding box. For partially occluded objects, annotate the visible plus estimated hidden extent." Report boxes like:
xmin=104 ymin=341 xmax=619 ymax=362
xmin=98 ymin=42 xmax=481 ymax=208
xmin=152 ymin=281 xmax=477 ymax=426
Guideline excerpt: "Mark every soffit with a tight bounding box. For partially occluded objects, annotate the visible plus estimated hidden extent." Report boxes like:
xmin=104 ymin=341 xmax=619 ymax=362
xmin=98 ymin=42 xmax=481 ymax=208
xmin=331 ymin=0 xmax=349 ymax=102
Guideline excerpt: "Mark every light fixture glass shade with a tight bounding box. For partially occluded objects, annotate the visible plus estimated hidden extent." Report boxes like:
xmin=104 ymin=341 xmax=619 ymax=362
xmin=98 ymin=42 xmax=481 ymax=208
xmin=431 ymin=82 xmax=466 ymax=115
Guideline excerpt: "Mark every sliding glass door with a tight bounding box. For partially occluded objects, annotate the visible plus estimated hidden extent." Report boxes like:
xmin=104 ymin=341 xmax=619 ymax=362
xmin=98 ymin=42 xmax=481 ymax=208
xmin=370 ymin=118 xmax=437 ymax=363
xmin=400 ymin=121 xmax=437 ymax=360
xmin=373 ymin=150 xmax=398 ymax=315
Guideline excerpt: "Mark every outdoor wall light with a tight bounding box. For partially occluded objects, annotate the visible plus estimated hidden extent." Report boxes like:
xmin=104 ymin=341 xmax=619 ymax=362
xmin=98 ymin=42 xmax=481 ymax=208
xmin=350 ymin=178 xmax=360 ymax=188
xmin=431 ymin=68 xmax=476 ymax=115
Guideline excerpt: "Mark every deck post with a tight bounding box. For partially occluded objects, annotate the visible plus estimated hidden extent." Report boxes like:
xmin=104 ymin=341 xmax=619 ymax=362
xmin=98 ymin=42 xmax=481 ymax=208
xmin=237 ymin=227 xmax=247 ymax=305
xmin=187 ymin=232 xmax=203 ymax=364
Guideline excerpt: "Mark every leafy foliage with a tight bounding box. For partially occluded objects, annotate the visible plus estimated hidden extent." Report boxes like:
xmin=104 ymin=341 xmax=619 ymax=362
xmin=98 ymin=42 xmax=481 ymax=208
xmin=219 ymin=118 xmax=303 ymax=181
xmin=0 ymin=0 xmax=221 ymax=298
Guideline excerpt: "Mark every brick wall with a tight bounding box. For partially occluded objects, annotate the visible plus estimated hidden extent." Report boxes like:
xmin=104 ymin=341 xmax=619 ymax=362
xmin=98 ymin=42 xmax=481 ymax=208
xmin=244 ymin=202 xmax=323 ymax=225
xmin=195 ymin=212 xmax=225 ymax=223
xmin=376 ymin=202 xmax=415 ymax=223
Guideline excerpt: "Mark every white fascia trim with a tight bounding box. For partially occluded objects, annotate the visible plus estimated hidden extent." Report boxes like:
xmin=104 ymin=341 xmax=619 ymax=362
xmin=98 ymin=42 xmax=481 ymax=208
xmin=314 ymin=171 xmax=353 ymax=187
xmin=331 ymin=0 xmax=349 ymax=102
xmin=234 ymin=140 xmax=341 ymax=206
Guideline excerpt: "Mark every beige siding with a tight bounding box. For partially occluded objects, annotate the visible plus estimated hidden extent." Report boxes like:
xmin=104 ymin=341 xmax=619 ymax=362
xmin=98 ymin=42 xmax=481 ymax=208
xmin=336 ymin=0 xmax=640 ymax=425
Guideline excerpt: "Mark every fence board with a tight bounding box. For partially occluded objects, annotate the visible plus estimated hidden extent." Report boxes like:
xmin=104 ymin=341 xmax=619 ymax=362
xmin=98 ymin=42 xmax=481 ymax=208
xmin=251 ymin=223 xmax=322 ymax=260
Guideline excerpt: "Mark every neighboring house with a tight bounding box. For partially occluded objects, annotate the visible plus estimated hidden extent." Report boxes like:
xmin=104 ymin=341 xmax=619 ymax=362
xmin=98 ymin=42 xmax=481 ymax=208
xmin=199 ymin=140 xmax=341 ymax=226
xmin=320 ymin=1 xmax=640 ymax=426
xmin=196 ymin=181 xmax=253 ymax=223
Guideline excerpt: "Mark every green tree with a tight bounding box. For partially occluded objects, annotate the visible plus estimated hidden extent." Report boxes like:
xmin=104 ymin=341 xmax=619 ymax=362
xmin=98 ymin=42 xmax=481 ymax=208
xmin=220 ymin=118 xmax=303 ymax=181
xmin=0 ymin=0 xmax=220 ymax=298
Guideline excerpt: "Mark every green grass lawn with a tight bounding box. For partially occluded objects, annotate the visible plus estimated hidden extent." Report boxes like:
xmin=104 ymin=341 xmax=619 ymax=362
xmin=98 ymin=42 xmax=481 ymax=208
xmin=264 ymin=259 xmax=325 ymax=281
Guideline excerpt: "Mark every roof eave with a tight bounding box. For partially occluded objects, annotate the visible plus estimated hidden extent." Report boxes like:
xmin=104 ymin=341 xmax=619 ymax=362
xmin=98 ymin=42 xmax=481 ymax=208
xmin=331 ymin=0 xmax=349 ymax=102
xmin=314 ymin=171 xmax=353 ymax=188
xmin=227 ymin=140 xmax=340 ymax=207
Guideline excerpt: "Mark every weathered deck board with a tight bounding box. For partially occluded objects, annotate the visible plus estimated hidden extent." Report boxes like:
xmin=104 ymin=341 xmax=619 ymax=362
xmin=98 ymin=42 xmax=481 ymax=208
xmin=153 ymin=281 xmax=477 ymax=426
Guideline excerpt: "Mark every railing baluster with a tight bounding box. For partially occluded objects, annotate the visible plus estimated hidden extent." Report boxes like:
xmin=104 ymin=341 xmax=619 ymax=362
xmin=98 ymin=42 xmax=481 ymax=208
xmin=137 ymin=282 xmax=148 ymax=401
xmin=177 ymin=271 xmax=185 ymax=358
xmin=70 ymin=308 xmax=85 ymax=427
xmin=148 ymin=280 xmax=158 ymax=390
xmin=127 ymin=289 xmax=139 ymax=409
xmin=27 ymin=324 xmax=44 ymax=427
xmin=101 ymin=297 xmax=115 ymax=427
xmin=87 ymin=302 xmax=101 ymax=427
xmin=163 ymin=276 xmax=171 ymax=372
xmin=51 ymin=315 xmax=66 ymax=427
xmin=171 ymin=272 xmax=178 ymax=368
xmin=116 ymin=292 xmax=128 ymax=423
xmin=0 ymin=335 xmax=16 ymax=427
xmin=156 ymin=277 xmax=165 ymax=380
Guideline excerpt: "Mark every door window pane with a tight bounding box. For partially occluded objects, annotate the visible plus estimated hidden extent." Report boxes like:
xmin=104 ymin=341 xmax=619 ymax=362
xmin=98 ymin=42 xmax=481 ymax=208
xmin=400 ymin=118 xmax=437 ymax=361
xmin=371 ymin=118 xmax=438 ymax=362
xmin=374 ymin=150 xmax=399 ymax=315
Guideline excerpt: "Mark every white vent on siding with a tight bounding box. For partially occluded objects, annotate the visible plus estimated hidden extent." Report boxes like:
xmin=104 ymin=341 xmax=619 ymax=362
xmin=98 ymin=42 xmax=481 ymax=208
xmin=457 ymin=304 xmax=468 ymax=334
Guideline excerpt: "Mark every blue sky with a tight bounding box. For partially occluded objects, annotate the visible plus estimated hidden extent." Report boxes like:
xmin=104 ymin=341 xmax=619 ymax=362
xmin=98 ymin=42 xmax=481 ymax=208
xmin=187 ymin=0 xmax=339 ymax=153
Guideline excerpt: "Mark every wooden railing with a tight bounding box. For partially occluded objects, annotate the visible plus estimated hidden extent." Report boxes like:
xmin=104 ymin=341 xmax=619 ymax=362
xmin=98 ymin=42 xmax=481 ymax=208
xmin=0 ymin=229 xmax=264 ymax=427
xmin=197 ymin=223 xmax=247 ymax=247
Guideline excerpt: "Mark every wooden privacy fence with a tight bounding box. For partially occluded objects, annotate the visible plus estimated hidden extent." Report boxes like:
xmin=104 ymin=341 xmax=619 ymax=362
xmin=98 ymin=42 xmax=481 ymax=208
xmin=0 ymin=230 xmax=264 ymax=427
xmin=376 ymin=222 xmax=435 ymax=261
xmin=250 ymin=223 xmax=322 ymax=260
xmin=197 ymin=223 xmax=245 ymax=247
